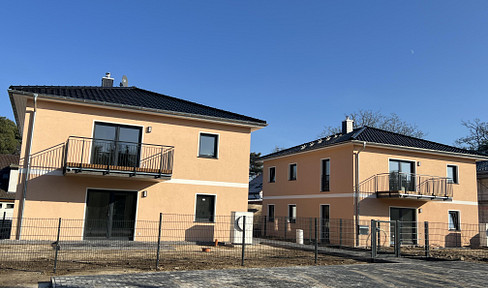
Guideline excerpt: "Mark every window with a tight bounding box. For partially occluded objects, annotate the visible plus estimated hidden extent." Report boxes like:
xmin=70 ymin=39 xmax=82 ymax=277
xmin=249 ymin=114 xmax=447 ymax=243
xmin=448 ymin=211 xmax=460 ymax=231
xmin=321 ymin=159 xmax=330 ymax=192
xmin=269 ymin=167 xmax=276 ymax=183
xmin=199 ymin=133 xmax=218 ymax=158
xmin=288 ymin=204 xmax=296 ymax=223
xmin=447 ymin=165 xmax=458 ymax=184
xmin=6 ymin=204 xmax=13 ymax=209
xmin=389 ymin=160 xmax=415 ymax=191
xmin=268 ymin=204 xmax=275 ymax=222
xmin=92 ymin=122 xmax=142 ymax=167
xmin=195 ymin=194 xmax=216 ymax=222
xmin=289 ymin=163 xmax=297 ymax=181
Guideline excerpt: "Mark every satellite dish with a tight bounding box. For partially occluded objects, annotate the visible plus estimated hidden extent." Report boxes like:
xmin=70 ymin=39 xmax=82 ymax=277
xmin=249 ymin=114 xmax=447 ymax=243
xmin=120 ymin=75 xmax=128 ymax=87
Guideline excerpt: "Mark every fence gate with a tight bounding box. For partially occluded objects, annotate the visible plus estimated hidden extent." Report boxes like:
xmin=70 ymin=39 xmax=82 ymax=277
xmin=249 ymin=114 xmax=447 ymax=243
xmin=371 ymin=220 xmax=400 ymax=260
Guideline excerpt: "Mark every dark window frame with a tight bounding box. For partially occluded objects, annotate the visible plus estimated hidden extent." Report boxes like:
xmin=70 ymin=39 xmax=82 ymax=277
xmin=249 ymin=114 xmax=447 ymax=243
xmin=447 ymin=165 xmax=459 ymax=184
xmin=321 ymin=159 xmax=330 ymax=192
xmin=448 ymin=210 xmax=460 ymax=231
xmin=289 ymin=163 xmax=297 ymax=181
xmin=195 ymin=194 xmax=216 ymax=223
xmin=268 ymin=204 xmax=275 ymax=222
xmin=288 ymin=204 xmax=296 ymax=223
xmin=198 ymin=133 xmax=219 ymax=159
xmin=269 ymin=167 xmax=276 ymax=183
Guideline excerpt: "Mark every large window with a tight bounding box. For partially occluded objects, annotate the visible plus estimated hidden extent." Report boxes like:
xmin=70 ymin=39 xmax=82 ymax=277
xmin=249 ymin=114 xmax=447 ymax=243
xmin=288 ymin=204 xmax=296 ymax=223
xmin=92 ymin=122 xmax=142 ymax=167
xmin=268 ymin=204 xmax=275 ymax=222
xmin=447 ymin=165 xmax=459 ymax=184
xmin=195 ymin=194 xmax=216 ymax=222
xmin=321 ymin=159 xmax=330 ymax=192
xmin=199 ymin=133 xmax=219 ymax=158
xmin=389 ymin=159 xmax=415 ymax=192
xmin=448 ymin=211 xmax=460 ymax=231
xmin=289 ymin=163 xmax=297 ymax=181
xmin=269 ymin=167 xmax=276 ymax=183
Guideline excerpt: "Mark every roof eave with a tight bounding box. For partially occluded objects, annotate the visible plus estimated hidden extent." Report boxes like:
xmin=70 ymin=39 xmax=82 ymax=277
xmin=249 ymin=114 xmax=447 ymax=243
xmin=260 ymin=141 xmax=353 ymax=161
xmin=350 ymin=140 xmax=488 ymax=161
xmin=9 ymin=89 xmax=268 ymax=130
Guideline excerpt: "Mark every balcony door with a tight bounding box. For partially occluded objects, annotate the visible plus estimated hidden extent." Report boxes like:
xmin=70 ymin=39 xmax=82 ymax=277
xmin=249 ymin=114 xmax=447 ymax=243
xmin=84 ymin=189 xmax=137 ymax=240
xmin=320 ymin=205 xmax=330 ymax=244
xmin=389 ymin=160 xmax=415 ymax=192
xmin=92 ymin=122 xmax=142 ymax=168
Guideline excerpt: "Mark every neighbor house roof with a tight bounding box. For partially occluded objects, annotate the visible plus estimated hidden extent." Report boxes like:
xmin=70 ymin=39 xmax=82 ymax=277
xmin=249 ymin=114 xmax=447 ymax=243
xmin=249 ymin=174 xmax=263 ymax=201
xmin=9 ymin=86 xmax=267 ymax=128
xmin=0 ymin=154 xmax=19 ymax=200
xmin=478 ymin=161 xmax=488 ymax=173
xmin=260 ymin=126 xmax=487 ymax=161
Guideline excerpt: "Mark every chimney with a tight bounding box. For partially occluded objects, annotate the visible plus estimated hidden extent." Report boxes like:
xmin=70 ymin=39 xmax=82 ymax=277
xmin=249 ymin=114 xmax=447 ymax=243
xmin=342 ymin=116 xmax=354 ymax=134
xmin=101 ymin=72 xmax=114 ymax=87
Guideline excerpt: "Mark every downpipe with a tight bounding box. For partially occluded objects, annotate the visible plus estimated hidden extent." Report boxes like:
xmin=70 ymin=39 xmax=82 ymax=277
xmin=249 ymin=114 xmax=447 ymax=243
xmin=355 ymin=141 xmax=366 ymax=247
xmin=18 ymin=93 xmax=38 ymax=239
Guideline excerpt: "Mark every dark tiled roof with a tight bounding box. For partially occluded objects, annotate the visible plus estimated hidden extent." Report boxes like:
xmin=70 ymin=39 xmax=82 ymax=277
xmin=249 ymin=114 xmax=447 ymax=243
xmin=0 ymin=155 xmax=19 ymax=170
xmin=249 ymin=174 xmax=263 ymax=194
xmin=260 ymin=126 xmax=485 ymax=160
xmin=0 ymin=190 xmax=15 ymax=200
xmin=9 ymin=86 xmax=266 ymax=126
xmin=478 ymin=161 xmax=488 ymax=172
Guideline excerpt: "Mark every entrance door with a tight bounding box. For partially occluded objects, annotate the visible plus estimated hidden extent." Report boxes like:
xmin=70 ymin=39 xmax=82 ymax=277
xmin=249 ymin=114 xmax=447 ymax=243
xmin=390 ymin=207 xmax=417 ymax=245
xmin=84 ymin=190 xmax=137 ymax=240
xmin=320 ymin=205 xmax=330 ymax=244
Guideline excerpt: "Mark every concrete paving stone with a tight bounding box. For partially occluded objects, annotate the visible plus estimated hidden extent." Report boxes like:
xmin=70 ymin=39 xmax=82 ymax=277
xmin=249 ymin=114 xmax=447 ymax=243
xmin=52 ymin=261 xmax=488 ymax=288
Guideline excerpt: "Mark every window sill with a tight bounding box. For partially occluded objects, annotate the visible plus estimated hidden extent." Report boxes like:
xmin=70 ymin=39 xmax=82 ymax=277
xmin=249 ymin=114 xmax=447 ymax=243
xmin=289 ymin=179 xmax=296 ymax=181
xmin=448 ymin=229 xmax=461 ymax=232
xmin=198 ymin=155 xmax=218 ymax=160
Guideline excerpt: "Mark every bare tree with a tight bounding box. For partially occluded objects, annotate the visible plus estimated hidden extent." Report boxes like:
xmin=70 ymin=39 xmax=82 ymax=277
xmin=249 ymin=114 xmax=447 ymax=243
xmin=455 ymin=119 xmax=488 ymax=154
xmin=319 ymin=110 xmax=426 ymax=138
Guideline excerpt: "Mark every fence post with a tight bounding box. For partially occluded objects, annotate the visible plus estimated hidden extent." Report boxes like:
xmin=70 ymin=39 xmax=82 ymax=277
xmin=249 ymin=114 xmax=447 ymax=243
xmin=309 ymin=218 xmax=312 ymax=244
xmin=241 ymin=216 xmax=246 ymax=266
xmin=263 ymin=216 xmax=267 ymax=237
xmin=53 ymin=218 xmax=62 ymax=274
xmin=371 ymin=220 xmax=377 ymax=262
xmin=394 ymin=220 xmax=401 ymax=258
xmin=0 ymin=212 xmax=5 ymax=239
xmin=284 ymin=216 xmax=287 ymax=240
xmin=314 ymin=218 xmax=318 ymax=264
xmin=339 ymin=219 xmax=342 ymax=248
xmin=156 ymin=213 xmax=163 ymax=269
xmin=424 ymin=221 xmax=430 ymax=258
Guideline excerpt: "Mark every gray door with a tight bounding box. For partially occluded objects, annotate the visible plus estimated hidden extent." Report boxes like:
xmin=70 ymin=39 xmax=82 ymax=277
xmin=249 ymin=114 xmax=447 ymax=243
xmin=320 ymin=205 xmax=330 ymax=244
xmin=390 ymin=207 xmax=417 ymax=245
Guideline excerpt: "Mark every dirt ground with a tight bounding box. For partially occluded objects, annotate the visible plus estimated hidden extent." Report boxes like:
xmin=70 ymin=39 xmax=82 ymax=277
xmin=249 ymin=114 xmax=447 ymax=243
xmin=0 ymin=243 xmax=366 ymax=288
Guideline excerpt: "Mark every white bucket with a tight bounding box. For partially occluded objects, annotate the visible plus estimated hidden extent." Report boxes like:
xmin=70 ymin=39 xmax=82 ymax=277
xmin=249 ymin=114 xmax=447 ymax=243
xmin=296 ymin=229 xmax=304 ymax=245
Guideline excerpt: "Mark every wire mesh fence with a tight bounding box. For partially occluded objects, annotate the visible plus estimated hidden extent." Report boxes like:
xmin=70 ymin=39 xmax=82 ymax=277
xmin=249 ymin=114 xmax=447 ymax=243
xmin=2 ymin=214 xmax=488 ymax=274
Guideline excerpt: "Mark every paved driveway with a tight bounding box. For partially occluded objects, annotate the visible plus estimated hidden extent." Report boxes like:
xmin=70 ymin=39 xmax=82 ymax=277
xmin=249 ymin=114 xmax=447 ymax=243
xmin=52 ymin=260 xmax=488 ymax=288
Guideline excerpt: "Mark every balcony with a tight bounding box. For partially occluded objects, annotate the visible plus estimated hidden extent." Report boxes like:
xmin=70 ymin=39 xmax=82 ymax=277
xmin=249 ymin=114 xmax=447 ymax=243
xmin=63 ymin=136 xmax=174 ymax=179
xmin=360 ymin=172 xmax=453 ymax=201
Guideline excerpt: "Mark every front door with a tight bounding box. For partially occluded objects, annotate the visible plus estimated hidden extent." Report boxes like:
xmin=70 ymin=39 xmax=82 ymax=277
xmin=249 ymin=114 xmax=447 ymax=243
xmin=390 ymin=207 xmax=417 ymax=245
xmin=320 ymin=205 xmax=330 ymax=244
xmin=84 ymin=189 xmax=137 ymax=240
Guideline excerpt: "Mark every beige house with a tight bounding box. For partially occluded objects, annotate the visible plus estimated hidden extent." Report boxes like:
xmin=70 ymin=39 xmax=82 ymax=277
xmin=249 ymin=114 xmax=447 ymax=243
xmin=261 ymin=118 xmax=487 ymax=247
xmin=477 ymin=161 xmax=488 ymax=223
xmin=8 ymin=74 xmax=266 ymax=241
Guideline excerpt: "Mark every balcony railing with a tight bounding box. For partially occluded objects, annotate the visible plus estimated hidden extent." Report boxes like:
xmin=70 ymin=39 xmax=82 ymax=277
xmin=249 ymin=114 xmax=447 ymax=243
xmin=63 ymin=136 xmax=174 ymax=178
xmin=359 ymin=172 xmax=453 ymax=200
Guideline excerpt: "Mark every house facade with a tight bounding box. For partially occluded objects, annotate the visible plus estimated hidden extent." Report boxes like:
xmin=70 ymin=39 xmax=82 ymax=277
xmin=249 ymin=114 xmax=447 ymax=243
xmin=8 ymin=75 xmax=266 ymax=241
xmin=477 ymin=161 xmax=488 ymax=223
xmin=0 ymin=154 xmax=19 ymax=219
xmin=261 ymin=118 xmax=486 ymax=247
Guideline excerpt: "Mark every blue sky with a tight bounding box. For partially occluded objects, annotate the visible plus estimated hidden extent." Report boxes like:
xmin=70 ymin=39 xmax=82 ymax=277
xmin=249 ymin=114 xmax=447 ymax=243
xmin=1 ymin=1 xmax=487 ymax=154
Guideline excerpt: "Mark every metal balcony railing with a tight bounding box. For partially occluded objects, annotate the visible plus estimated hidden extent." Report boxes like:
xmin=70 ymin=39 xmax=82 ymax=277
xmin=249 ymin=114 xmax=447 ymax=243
xmin=360 ymin=172 xmax=453 ymax=200
xmin=64 ymin=136 xmax=174 ymax=178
